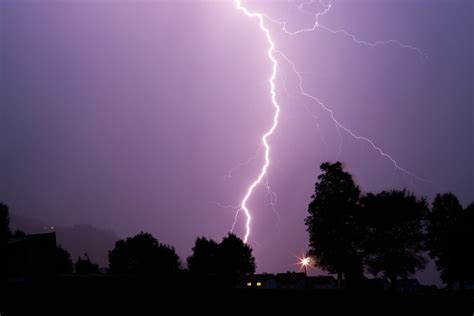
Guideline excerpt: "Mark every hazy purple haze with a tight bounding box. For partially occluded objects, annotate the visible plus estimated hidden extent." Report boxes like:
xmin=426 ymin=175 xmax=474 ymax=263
xmin=1 ymin=0 xmax=472 ymax=285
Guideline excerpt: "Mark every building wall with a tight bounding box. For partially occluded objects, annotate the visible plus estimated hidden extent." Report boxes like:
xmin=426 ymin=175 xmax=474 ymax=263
xmin=8 ymin=233 xmax=57 ymax=278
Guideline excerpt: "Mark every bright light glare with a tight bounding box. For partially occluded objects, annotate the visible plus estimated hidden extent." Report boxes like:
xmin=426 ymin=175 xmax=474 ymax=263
xmin=301 ymin=257 xmax=311 ymax=266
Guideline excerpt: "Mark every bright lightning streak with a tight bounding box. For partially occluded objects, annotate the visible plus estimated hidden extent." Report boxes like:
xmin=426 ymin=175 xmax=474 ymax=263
xmin=267 ymin=0 xmax=333 ymax=35
xmin=317 ymin=25 xmax=428 ymax=61
xmin=235 ymin=0 xmax=281 ymax=243
xmin=263 ymin=0 xmax=427 ymax=60
xmin=277 ymin=50 xmax=427 ymax=182
xmin=233 ymin=0 xmax=428 ymax=243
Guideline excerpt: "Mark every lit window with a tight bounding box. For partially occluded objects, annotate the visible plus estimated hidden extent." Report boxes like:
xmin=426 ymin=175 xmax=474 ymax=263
xmin=256 ymin=282 xmax=262 ymax=287
xmin=246 ymin=282 xmax=252 ymax=287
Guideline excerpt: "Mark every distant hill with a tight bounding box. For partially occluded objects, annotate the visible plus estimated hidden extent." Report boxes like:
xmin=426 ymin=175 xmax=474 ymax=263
xmin=10 ymin=213 xmax=119 ymax=268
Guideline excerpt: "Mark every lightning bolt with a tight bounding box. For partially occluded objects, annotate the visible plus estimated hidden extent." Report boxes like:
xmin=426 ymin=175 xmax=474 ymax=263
xmin=277 ymin=50 xmax=427 ymax=182
xmin=224 ymin=150 xmax=259 ymax=181
xmin=233 ymin=0 xmax=427 ymax=243
xmin=235 ymin=0 xmax=280 ymax=243
xmin=264 ymin=0 xmax=427 ymax=60
xmin=263 ymin=175 xmax=280 ymax=226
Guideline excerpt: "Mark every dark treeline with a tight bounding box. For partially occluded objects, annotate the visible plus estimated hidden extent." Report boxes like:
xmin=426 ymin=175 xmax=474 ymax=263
xmin=1 ymin=202 xmax=255 ymax=288
xmin=306 ymin=162 xmax=474 ymax=291
xmin=187 ymin=234 xmax=255 ymax=286
xmin=1 ymin=161 xmax=473 ymax=292
xmin=105 ymin=231 xmax=255 ymax=287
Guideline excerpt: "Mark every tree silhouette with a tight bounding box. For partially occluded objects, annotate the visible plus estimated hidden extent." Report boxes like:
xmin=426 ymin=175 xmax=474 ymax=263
xmin=75 ymin=253 xmax=100 ymax=274
xmin=217 ymin=233 xmax=256 ymax=286
xmin=0 ymin=203 xmax=11 ymax=244
xmin=108 ymin=232 xmax=180 ymax=277
xmin=56 ymin=244 xmax=73 ymax=274
xmin=426 ymin=193 xmax=462 ymax=287
xmin=427 ymin=194 xmax=474 ymax=289
xmin=305 ymin=162 xmax=363 ymax=288
xmin=460 ymin=203 xmax=474 ymax=285
xmin=360 ymin=190 xmax=428 ymax=291
xmin=447 ymin=203 xmax=474 ymax=290
xmin=0 ymin=203 xmax=10 ymax=279
xmin=187 ymin=237 xmax=219 ymax=278
xmin=187 ymin=233 xmax=255 ymax=286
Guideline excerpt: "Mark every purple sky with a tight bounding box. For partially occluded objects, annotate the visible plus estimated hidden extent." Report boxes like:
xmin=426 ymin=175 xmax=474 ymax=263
xmin=1 ymin=0 xmax=472 ymax=285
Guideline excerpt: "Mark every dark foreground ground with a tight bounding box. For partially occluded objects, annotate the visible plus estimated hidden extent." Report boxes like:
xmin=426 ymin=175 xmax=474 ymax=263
xmin=2 ymin=277 xmax=474 ymax=315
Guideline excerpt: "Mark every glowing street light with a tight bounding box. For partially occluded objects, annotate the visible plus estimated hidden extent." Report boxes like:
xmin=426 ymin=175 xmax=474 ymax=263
xmin=300 ymin=257 xmax=311 ymax=276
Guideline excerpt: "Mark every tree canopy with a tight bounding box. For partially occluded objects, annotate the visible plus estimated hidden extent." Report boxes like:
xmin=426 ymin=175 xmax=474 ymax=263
xmin=187 ymin=233 xmax=255 ymax=286
xmin=305 ymin=162 xmax=363 ymax=287
xmin=108 ymin=232 xmax=181 ymax=276
xmin=427 ymin=194 xmax=474 ymax=288
xmin=187 ymin=237 xmax=219 ymax=276
xmin=218 ymin=233 xmax=256 ymax=283
xmin=360 ymin=190 xmax=428 ymax=290
xmin=0 ymin=203 xmax=11 ymax=244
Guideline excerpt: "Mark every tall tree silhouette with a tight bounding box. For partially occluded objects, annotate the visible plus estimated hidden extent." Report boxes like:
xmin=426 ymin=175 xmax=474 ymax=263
xmin=360 ymin=190 xmax=427 ymax=291
xmin=305 ymin=162 xmax=363 ymax=288
xmin=427 ymin=194 xmax=474 ymax=289
xmin=187 ymin=237 xmax=219 ymax=278
xmin=217 ymin=233 xmax=256 ymax=286
xmin=0 ymin=203 xmax=11 ymax=278
xmin=0 ymin=203 xmax=11 ymax=244
xmin=108 ymin=232 xmax=180 ymax=276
